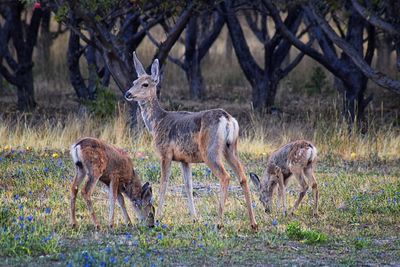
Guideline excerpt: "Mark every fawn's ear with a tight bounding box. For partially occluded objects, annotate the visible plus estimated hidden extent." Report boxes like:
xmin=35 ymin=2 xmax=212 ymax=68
xmin=151 ymin=59 xmax=159 ymax=84
xmin=133 ymin=51 xmax=146 ymax=77
xmin=141 ymin=182 xmax=153 ymax=204
xmin=249 ymin=173 xmax=261 ymax=191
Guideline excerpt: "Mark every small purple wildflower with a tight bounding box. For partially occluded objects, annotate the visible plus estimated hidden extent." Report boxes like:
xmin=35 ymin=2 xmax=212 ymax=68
xmin=110 ymin=257 xmax=117 ymax=264
xmin=14 ymin=194 xmax=20 ymax=201
xmin=157 ymin=233 xmax=163 ymax=240
xmin=18 ymin=204 xmax=24 ymax=210
xmin=105 ymin=247 xmax=112 ymax=253
xmin=161 ymin=223 xmax=167 ymax=229
xmin=124 ymin=256 xmax=130 ymax=263
xmin=252 ymin=201 xmax=257 ymax=208
xmin=27 ymin=215 xmax=33 ymax=222
xmin=45 ymin=207 xmax=51 ymax=214
xmin=272 ymin=219 xmax=278 ymax=226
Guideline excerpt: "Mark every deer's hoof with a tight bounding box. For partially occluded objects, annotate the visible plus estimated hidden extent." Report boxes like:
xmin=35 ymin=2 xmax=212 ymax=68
xmin=217 ymin=223 xmax=224 ymax=230
xmin=71 ymin=223 xmax=77 ymax=229
xmin=251 ymin=223 xmax=259 ymax=231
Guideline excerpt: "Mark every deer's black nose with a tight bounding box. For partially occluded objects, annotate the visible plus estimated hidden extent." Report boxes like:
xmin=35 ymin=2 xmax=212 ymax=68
xmin=125 ymin=91 xmax=133 ymax=100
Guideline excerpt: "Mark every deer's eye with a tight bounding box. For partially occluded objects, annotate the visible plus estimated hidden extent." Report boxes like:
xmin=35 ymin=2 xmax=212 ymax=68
xmin=142 ymin=83 xmax=148 ymax=87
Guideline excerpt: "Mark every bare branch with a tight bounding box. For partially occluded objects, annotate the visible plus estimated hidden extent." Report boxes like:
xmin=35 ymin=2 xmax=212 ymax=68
xmin=307 ymin=3 xmax=400 ymax=94
xmin=351 ymin=0 xmax=400 ymax=36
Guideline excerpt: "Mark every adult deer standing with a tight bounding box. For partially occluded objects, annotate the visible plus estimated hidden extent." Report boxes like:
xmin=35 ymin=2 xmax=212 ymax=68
xmin=124 ymin=52 xmax=257 ymax=229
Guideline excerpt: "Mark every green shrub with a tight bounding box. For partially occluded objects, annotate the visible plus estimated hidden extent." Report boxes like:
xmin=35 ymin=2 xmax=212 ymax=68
xmin=305 ymin=67 xmax=327 ymax=95
xmin=85 ymin=87 xmax=117 ymax=119
xmin=286 ymin=221 xmax=328 ymax=244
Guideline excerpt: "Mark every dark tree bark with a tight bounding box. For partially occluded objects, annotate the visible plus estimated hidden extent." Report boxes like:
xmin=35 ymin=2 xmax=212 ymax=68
xmin=38 ymin=8 xmax=66 ymax=70
xmin=38 ymin=8 xmax=51 ymax=65
xmin=223 ymin=0 xmax=306 ymax=112
xmin=49 ymin=1 xmax=194 ymax=127
xmin=167 ymin=8 xmax=224 ymax=99
xmin=67 ymin=13 xmax=94 ymax=100
xmin=0 ymin=2 xmax=43 ymax=111
xmin=263 ymin=0 xmax=384 ymax=128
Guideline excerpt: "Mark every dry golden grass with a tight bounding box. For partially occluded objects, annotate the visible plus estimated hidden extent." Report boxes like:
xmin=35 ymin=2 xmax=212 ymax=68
xmin=1 ymin=104 xmax=398 ymax=163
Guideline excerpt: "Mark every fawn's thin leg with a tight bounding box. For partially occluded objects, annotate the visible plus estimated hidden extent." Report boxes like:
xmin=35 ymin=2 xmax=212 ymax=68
xmin=155 ymin=157 xmax=172 ymax=220
xmin=181 ymin=162 xmax=197 ymax=219
xmin=117 ymin=192 xmax=132 ymax=225
xmin=70 ymin=166 xmax=86 ymax=227
xmin=81 ymin=169 xmax=101 ymax=230
xmin=305 ymin=167 xmax=319 ymax=216
xmin=224 ymin=143 xmax=258 ymax=229
xmin=276 ymin=171 xmax=287 ymax=216
xmin=290 ymin=170 xmax=309 ymax=215
xmin=108 ymin=178 xmax=118 ymax=228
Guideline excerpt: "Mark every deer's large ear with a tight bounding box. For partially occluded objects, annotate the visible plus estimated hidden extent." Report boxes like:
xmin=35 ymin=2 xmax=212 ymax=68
xmin=249 ymin=173 xmax=261 ymax=191
xmin=133 ymin=51 xmax=146 ymax=77
xmin=141 ymin=182 xmax=153 ymax=204
xmin=151 ymin=59 xmax=160 ymax=84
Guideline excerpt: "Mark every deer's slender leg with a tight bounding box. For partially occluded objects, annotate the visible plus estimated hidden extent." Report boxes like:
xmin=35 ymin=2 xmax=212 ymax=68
xmin=224 ymin=143 xmax=258 ymax=229
xmin=290 ymin=170 xmax=309 ymax=216
xmin=70 ymin=165 xmax=86 ymax=227
xmin=81 ymin=167 xmax=102 ymax=230
xmin=181 ymin=162 xmax=197 ymax=219
xmin=205 ymin=158 xmax=230 ymax=229
xmin=108 ymin=178 xmax=118 ymax=228
xmin=117 ymin=192 xmax=132 ymax=225
xmin=276 ymin=170 xmax=287 ymax=216
xmin=304 ymin=167 xmax=319 ymax=217
xmin=155 ymin=157 xmax=172 ymax=220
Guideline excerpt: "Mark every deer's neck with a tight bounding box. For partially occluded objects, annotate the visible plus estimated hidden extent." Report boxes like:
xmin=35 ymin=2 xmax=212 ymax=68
xmin=138 ymin=96 xmax=166 ymax=134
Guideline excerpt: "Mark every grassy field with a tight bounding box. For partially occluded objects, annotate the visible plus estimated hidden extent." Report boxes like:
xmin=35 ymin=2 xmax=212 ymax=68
xmin=0 ymin=110 xmax=399 ymax=266
xmin=1 ymin=21 xmax=399 ymax=266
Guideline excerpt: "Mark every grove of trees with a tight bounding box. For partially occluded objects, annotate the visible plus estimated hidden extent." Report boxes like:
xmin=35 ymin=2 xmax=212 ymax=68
xmin=0 ymin=0 xmax=399 ymax=129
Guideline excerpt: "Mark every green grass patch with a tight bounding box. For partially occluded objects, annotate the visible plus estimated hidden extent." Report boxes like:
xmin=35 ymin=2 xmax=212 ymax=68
xmin=286 ymin=221 xmax=328 ymax=244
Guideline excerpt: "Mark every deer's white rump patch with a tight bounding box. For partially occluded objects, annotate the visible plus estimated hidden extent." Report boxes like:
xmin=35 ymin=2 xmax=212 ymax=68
xmin=306 ymin=145 xmax=317 ymax=162
xmin=218 ymin=116 xmax=239 ymax=145
xmin=70 ymin=144 xmax=83 ymax=164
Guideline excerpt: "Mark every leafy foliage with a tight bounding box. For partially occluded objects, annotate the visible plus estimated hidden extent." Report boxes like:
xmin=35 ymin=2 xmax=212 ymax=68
xmin=85 ymin=87 xmax=117 ymax=119
xmin=286 ymin=221 xmax=328 ymax=244
xmin=305 ymin=67 xmax=328 ymax=95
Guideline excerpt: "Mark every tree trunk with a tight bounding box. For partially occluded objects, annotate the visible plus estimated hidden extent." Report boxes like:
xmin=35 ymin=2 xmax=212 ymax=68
xmin=252 ymin=79 xmax=267 ymax=112
xmin=84 ymin=41 xmax=97 ymax=100
xmin=186 ymin=59 xmax=205 ymax=99
xmin=38 ymin=9 xmax=51 ymax=68
xmin=376 ymin=34 xmax=392 ymax=73
xmin=67 ymin=25 xmax=90 ymax=100
xmin=16 ymin=70 xmax=36 ymax=110
xmin=266 ymin=78 xmax=278 ymax=108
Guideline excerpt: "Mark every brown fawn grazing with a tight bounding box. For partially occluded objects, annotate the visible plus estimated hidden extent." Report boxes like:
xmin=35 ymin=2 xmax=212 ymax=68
xmin=250 ymin=140 xmax=319 ymax=216
xmin=70 ymin=137 xmax=155 ymax=229
xmin=124 ymin=52 xmax=257 ymax=229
